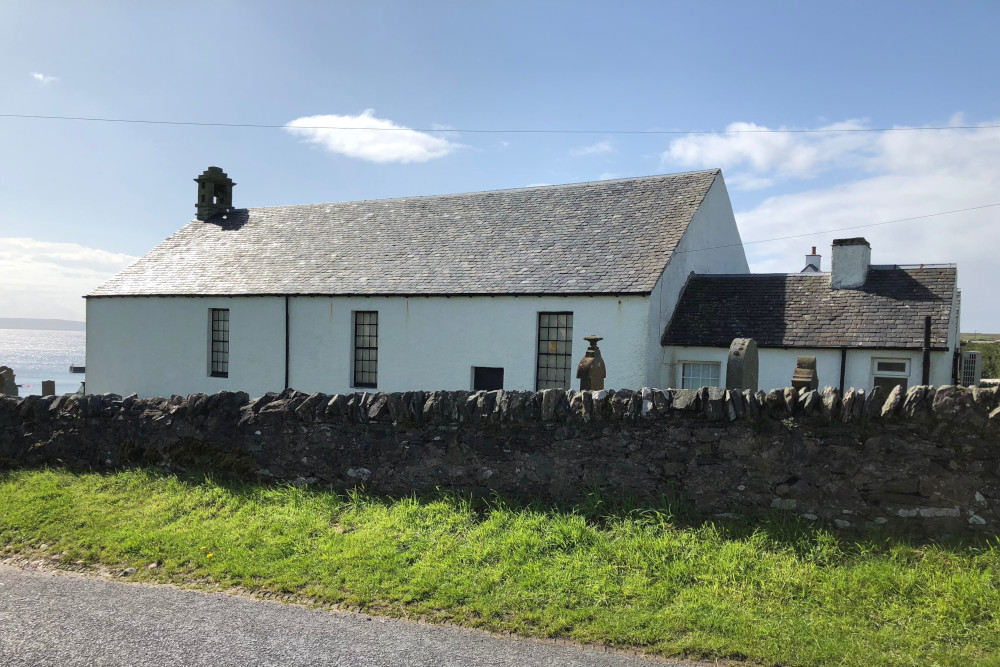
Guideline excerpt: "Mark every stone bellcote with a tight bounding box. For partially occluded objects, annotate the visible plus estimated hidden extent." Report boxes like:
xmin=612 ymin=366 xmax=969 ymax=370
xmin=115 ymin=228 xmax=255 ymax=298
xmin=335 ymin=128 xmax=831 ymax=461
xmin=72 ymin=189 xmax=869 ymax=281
xmin=195 ymin=166 xmax=236 ymax=221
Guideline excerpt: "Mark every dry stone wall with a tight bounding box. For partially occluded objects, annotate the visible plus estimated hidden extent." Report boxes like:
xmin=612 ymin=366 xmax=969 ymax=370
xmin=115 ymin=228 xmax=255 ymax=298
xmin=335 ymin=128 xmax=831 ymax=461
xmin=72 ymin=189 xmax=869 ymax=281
xmin=2 ymin=384 xmax=999 ymax=537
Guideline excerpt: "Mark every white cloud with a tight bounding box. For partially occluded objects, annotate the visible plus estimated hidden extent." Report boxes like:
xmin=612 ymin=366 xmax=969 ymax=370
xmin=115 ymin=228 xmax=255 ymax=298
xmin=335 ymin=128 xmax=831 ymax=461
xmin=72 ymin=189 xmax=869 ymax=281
xmin=0 ymin=238 xmax=137 ymax=320
xmin=285 ymin=110 xmax=460 ymax=163
xmin=597 ymin=172 xmax=620 ymax=181
xmin=570 ymin=140 xmax=614 ymax=157
xmin=31 ymin=72 xmax=58 ymax=84
xmin=728 ymin=121 xmax=1000 ymax=331
xmin=662 ymin=120 xmax=875 ymax=189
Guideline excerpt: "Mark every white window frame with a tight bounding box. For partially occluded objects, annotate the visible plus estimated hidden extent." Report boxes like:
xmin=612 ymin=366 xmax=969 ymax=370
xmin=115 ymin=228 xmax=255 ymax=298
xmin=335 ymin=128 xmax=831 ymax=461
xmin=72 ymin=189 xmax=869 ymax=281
xmin=680 ymin=361 xmax=720 ymax=389
xmin=871 ymin=357 xmax=909 ymax=393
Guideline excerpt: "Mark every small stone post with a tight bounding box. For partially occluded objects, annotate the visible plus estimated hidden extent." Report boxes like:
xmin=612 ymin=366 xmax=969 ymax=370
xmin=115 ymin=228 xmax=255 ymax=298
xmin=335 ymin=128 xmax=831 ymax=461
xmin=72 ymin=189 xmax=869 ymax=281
xmin=576 ymin=335 xmax=607 ymax=391
xmin=726 ymin=338 xmax=758 ymax=392
xmin=791 ymin=356 xmax=819 ymax=392
xmin=42 ymin=380 xmax=56 ymax=396
xmin=0 ymin=366 xmax=17 ymax=397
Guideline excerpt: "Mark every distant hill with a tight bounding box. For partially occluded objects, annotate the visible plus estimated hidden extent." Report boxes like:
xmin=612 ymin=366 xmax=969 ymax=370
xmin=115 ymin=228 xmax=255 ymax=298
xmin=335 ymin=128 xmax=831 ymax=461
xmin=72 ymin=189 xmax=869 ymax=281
xmin=962 ymin=333 xmax=1000 ymax=343
xmin=0 ymin=318 xmax=86 ymax=331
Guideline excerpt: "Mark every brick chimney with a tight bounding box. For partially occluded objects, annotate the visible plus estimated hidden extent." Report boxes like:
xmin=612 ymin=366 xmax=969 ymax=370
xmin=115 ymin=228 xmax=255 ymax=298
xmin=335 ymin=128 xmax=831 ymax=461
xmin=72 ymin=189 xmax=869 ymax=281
xmin=830 ymin=237 xmax=871 ymax=289
xmin=195 ymin=166 xmax=235 ymax=221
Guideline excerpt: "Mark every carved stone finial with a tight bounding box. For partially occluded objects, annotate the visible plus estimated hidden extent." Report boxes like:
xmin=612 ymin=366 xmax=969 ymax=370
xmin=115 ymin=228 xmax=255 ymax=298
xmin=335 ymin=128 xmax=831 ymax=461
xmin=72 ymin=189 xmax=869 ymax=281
xmin=577 ymin=335 xmax=607 ymax=390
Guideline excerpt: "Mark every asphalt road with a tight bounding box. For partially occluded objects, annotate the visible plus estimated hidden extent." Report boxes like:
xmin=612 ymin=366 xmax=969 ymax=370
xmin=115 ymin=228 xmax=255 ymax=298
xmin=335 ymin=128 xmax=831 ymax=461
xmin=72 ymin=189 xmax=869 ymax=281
xmin=0 ymin=564 xmax=703 ymax=667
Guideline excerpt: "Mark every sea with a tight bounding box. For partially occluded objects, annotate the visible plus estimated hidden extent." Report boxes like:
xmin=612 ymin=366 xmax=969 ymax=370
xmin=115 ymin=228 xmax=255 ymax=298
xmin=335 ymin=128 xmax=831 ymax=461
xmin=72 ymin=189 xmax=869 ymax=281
xmin=0 ymin=329 xmax=87 ymax=396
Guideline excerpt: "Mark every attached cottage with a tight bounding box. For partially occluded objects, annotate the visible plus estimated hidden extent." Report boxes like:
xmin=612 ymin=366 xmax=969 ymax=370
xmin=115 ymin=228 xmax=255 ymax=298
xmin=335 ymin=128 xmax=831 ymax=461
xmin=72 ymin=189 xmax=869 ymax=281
xmin=661 ymin=238 xmax=960 ymax=392
xmin=86 ymin=168 xmax=749 ymax=397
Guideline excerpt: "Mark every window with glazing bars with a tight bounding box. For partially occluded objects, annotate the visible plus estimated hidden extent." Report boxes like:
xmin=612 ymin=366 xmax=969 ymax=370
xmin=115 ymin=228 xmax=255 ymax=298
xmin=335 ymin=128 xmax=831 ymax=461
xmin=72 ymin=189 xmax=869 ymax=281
xmin=536 ymin=312 xmax=573 ymax=390
xmin=353 ymin=311 xmax=378 ymax=388
xmin=872 ymin=358 xmax=909 ymax=395
xmin=210 ymin=308 xmax=229 ymax=378
xmin=680 ymin=362 xmax=720 ymax=389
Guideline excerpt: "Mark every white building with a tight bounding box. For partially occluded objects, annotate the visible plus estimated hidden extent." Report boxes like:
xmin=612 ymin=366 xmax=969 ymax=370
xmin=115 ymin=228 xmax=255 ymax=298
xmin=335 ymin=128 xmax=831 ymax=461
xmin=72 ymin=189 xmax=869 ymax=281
xmin=87 ymin=169 xmax=959 ymax=398
xmin=660 ymin=238 xmax=960 ymax=393
xmin=86 ymin=168 xmax=749 ymax=397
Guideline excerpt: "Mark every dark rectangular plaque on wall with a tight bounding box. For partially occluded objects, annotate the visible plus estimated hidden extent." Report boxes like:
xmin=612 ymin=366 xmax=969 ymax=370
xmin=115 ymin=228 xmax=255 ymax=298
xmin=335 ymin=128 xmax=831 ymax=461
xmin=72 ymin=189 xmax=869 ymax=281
xmin=473 ymin=367 xmax=504 ymax=391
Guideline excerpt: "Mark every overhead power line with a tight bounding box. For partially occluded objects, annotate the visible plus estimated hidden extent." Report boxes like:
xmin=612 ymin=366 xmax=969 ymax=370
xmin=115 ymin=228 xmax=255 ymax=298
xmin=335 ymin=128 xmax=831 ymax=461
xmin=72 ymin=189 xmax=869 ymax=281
xmin=0 ymin=112 xmax=997 ymax=135
xmin=675 ymin=202 xmax=1000 ymax=255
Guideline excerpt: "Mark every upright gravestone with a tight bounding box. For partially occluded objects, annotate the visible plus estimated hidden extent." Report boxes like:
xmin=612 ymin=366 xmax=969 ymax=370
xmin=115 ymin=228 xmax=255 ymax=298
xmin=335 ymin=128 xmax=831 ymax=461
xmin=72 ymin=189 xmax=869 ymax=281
xmin=791 ymin=356 xmax=819 ymax=392
xmin=42 ymin=380 xmax=56 ymax=396
xmin=726 ymin=338 xmax=758 ymax=392
xmin=0 ymin=366 xmax=17 ymax=397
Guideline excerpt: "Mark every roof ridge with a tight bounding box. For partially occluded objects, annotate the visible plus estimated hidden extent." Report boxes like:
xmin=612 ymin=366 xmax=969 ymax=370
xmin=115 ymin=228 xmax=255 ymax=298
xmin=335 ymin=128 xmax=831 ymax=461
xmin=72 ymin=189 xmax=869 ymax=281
xmin=871 ymin=263 xmax=957 ymax=269
xmin=690 ymin=266 xmax=957 ymax=280
xmin=691 ymin=272 xmax=830 ymax=278
xmin=242 ymin=169 xmax=722 ymax=211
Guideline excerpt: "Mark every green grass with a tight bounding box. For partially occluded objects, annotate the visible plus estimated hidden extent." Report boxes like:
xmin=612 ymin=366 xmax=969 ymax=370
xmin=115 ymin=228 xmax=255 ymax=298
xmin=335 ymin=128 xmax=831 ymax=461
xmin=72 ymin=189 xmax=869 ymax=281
xmin=2 ymin=468 xmax=999 ymax=666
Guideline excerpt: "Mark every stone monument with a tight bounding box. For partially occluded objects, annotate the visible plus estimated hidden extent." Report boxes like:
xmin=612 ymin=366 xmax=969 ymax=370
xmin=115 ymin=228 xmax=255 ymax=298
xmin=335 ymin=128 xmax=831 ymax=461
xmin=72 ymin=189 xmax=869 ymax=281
xmin=0 ymin=366 xmax=17 ymax=397
xmin=42 ymin=380 xmax=56 ymax=396
xmin=726 ymin=338 xmax=758 ymax=391
xmin=791 ymin=356 xmax=819 ymax=391
xmin=576 ymin=335 xmax=607 ymax=390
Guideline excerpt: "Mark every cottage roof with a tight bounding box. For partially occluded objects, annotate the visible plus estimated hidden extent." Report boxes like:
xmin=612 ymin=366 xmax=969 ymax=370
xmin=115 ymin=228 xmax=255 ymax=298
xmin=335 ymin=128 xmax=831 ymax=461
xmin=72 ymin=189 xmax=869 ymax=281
xmin=661 ymin=267 xmax=957 ymax=350
xmin=90 ymin=169 xmax=721 ymax=298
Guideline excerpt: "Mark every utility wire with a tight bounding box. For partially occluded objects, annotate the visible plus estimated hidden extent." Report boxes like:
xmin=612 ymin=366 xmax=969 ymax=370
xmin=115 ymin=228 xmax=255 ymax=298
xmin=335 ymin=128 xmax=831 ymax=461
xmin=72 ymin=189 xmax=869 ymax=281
xmin=674 ymin=202 xmax=1000 ymax=255
xmin=4 ymin=112 xmax=995 ymax=254
xmin=1 ymin=112 xmax=997 ymax=135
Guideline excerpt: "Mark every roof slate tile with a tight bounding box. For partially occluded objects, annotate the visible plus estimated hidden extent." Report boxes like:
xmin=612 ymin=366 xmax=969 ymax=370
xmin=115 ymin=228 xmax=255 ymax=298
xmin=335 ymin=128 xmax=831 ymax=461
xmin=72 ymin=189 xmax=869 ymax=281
xmin=661 ymin=268 xmax=956 ymax=350
xmin=90 ymin=170 xmax=719 ymax=297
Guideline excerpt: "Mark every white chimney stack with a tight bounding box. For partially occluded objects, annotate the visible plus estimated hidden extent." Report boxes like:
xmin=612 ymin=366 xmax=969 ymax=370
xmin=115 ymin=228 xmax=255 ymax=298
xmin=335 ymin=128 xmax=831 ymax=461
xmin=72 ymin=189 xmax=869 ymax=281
xmin=805 ymin=246 xmax=822 ymax=271
xmin=830 ymin=237 xmax=871 ymax=289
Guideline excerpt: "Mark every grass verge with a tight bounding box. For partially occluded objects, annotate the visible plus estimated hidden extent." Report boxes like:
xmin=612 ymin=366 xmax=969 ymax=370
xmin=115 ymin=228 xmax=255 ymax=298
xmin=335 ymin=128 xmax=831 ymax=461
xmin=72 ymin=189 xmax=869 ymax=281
xmin=1 ymin=467 xmax=999 ymax=666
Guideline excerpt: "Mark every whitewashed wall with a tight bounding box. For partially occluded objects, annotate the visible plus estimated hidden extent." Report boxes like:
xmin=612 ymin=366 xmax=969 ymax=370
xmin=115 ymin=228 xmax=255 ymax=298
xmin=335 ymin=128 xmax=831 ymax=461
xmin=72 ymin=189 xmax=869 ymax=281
xmin=87 ymin=292 xmax=956 ymax=398
xmin=288 ymin=294 xmax=652 ymax=394
xmin=947 ymin=273 xmax=961 ymax=370
xmin=87 ymin=296 xmax=285 ymax=398
xmin=87 ymin=294 xmax=652 ymax=398
xmin=646 ymin=174 xmax=750 ymax=387
xmin=661 ymin=345 xmax=954 ymax=391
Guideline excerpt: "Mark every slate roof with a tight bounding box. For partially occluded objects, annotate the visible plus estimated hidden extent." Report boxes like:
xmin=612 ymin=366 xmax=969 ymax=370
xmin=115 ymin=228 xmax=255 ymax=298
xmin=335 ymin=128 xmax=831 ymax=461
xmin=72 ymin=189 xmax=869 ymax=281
xmin=90 ymin=170 xmax=721 ymax=297
xmin=661 ymin=267 xmax=957 ymax=350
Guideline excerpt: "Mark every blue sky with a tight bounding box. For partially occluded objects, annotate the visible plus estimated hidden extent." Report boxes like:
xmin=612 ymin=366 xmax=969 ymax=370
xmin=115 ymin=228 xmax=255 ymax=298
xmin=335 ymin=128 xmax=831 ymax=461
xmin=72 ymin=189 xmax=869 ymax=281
xmin=2 ymin=1 xmax=998 ymax=330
